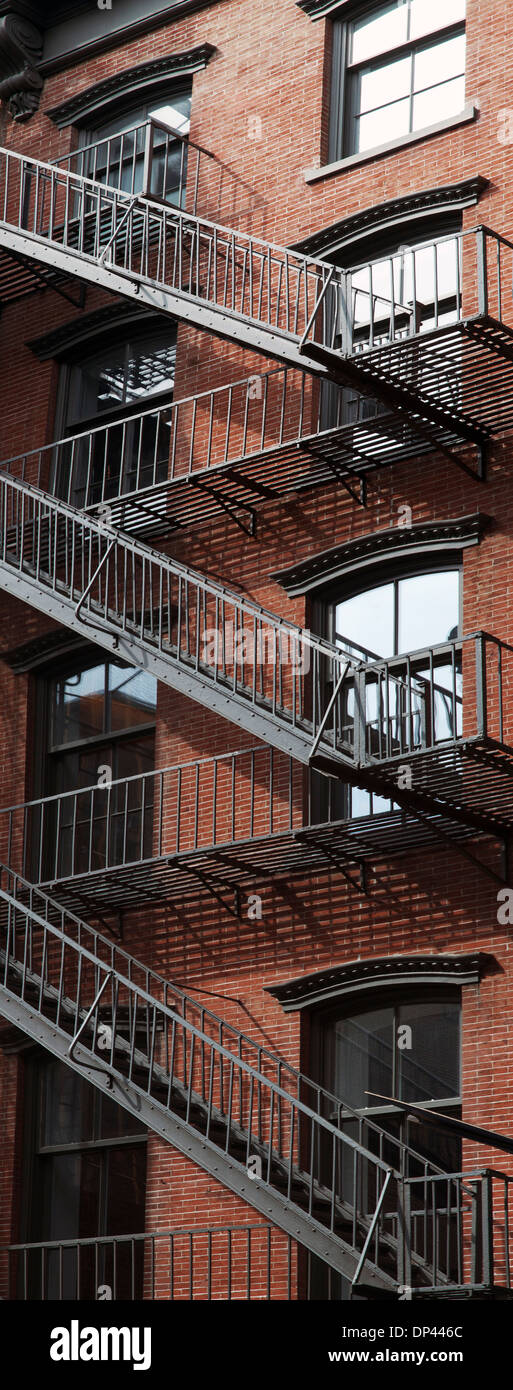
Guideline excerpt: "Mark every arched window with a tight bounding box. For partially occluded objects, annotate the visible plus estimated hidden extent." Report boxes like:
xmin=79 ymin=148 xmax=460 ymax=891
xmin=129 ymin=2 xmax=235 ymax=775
xmin=310 ymin=986 xmax=461 ymax=1161
xmin=308 ymin=979 xmax=462 ymax=1298
xmin=313 ymin=554 xmax=462 ymax=819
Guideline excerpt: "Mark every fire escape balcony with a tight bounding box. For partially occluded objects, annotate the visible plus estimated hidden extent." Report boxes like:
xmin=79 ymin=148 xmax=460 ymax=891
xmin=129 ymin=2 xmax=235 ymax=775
xmin=0 ymin=365 xmax=481 ymax=546
xmin=324 ymin=630 xmax=513 ymax=838
xmin=0 ymin=116 xmax=210 ymax=306
xmin=0 ymin=705 xmax=508 ymax=927
xmin=0 ymin=141 xmax=511 ymax=463
xmin=4 ymin=1169 xmax=513 ymax=1301
xmin=2 ymin=1222 xmax=317 ymax=1301
xmin=302 ymin=224 xmax=513 ymax=460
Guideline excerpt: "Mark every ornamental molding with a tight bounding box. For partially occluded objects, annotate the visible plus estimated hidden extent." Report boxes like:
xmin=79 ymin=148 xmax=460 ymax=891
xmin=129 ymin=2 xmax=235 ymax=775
xmin=272 ymin=515 xmax=490 ymax=596
xmin=266 ymin=953 xmax=491 ymax=1011
xmin=292 ymin=177 xmax=489 ymax=260
xmin=0 ymin=4 xmax=43 ymax=122
xmin=46 ymin=42 xmax=216 ymax=128
xmin=297 ymin=0 xmax=352 ymax=18
xmin=27 ymin=301 xmax=167 ymax=360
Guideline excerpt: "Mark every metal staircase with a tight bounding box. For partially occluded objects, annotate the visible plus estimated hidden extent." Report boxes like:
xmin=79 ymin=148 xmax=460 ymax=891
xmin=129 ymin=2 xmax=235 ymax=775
xmin=1 ymin=471 xmax=513 ymax=832
xmin=0 ymin=863 xmax=453 ymax=1293
xmin=0 ymin=146 xmax=512 ymax=457
xmin=0 ymin=469 xmax=358 ymax=769
xmin=0 ymin=145 xmax=337 ymax=375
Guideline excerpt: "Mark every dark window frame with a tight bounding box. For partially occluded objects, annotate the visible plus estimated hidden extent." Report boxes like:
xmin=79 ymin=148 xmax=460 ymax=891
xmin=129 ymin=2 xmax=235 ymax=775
xmin=72 ymin=81 xmax=193 ymax=206
xmin=51 ymin=320 xmax=177 ymax=507
xmin=29 ymin=652 xmax=158 ymax=882
xmin=54 ymin=322 xmax=178 ymax=438
xmin=310 ymin=550 xmax=463 ymax=821
xmin=309 ymin=982 xmax=462 ymax=1122
xmin=312 ymin=550 xmax=464 ymax=649
xmin=20 ymin=1050 xmax=147 ymax=1251
xmin=329 ymin=0 xmax=467 ymax=163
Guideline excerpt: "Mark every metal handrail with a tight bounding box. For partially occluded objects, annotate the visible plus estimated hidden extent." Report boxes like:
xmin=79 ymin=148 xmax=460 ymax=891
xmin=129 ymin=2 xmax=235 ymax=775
xmin=0 ymin=364 xmax=387 ymax=525
xmin=0 ymin=864 xmax=445 ymax=1185
xmin=0 ymin=143 xmax=338 ymax=367
xmin=2 ymin=1223 xmax=328 ymax=1300
xmin=0 ymin=871 xmax=404 ymax=1281
xmin=403 ymin=1168 xmax=513 ymax=1290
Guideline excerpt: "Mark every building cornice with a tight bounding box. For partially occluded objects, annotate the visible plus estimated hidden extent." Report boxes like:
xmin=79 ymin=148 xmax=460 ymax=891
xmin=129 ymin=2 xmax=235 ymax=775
xmin=297 ymin=0 xmax=352 ymax=18
xmin=272 ymin=515 xmax=490 ymax=596
xmin=0 ymin=3 xmax=43 ymax=122
xmin=27 ymin=302 xmax=170 ymax=360
xmin=1 ymin=629 xmax=88 ymax=673
xmin=292 ymin=177 xmax=488 ymax=260
xmin=39 ymin=2 xmax=223 ymax=77
xmin=266 ymin=953 xmax=490 ymax=1011
xmin=46 ymin=42 xmax=216 ymax=127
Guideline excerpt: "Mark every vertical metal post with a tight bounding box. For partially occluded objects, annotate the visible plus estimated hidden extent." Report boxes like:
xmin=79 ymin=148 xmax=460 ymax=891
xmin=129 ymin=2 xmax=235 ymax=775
xmin=480 ymin=1170 xmax=494 ymax=1289
xmin=476 ymin=228 xmax=489 ymax=317
xmin=353 ymin=668 xmax=368 ymax=766
xmin=475 ymin=634 xmax=487 ymax=738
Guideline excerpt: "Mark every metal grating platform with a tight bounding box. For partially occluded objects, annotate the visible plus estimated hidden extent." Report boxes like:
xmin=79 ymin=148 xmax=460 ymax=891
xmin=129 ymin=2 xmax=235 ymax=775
xmin=31 ymin=809 xmax=491 ymax=918
xmin=342 ymin=737 xmax=513 ymax=836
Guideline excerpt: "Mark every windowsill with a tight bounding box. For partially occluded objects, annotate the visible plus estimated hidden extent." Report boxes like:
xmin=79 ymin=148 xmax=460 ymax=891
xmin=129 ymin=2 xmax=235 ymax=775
xmin=304 ymin=104 xmax=479 ymax=184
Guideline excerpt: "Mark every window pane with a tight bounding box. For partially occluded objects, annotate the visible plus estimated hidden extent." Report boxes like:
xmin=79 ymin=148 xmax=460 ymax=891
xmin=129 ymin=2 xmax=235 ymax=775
xmin=151 ymin=96 xmax=191 ymax=135
xmin=414 ymin=32 xmax=465 ymax=89
xmin=100 ymin=1094 xmax=146 ymax=1141
xmin=66 ymin=333 xmax=176 ymax=429
xmin=358 ymin=54 xmax=411 ymax=113
xmin=413 ymin=74 xmax=465 ymax=129
xmin=108 ymin=667 xmax=157 ymax=730
xmin=397 ymin=571 xmax=459 ymax=652
xmin=398 ymin=999 xmax=460 ymax=1101
xmin=332 ymin=1007 xmax=395 ymax=1108
xmin=41 ymin=1062 xmax=94 ymax=1146
xmin=41 ymin=1153 xmax=100 ymax=1242
xmin=50 ymin=665 xmax=106 ymax=746
xmin=105 ymin=1147 xmax=147 ymax=1234
xmin=68 ymin=346 xmax=127 ymax=424
xmin=410 ymin=0 xmax=466 ymax=40
xmin=351 ymin=1 xmax=409 ymax=64
xmin=336 ymin=583 xmax=394 ymax=659
xmin=125 ymin=334 xmax=176 ymax=404
xmin=357 ymin=97 xmax=410 ymax=153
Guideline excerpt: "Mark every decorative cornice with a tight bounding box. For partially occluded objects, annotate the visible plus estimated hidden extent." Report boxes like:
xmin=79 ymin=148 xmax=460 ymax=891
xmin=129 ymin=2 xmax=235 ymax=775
xmin=2 ymin=629 xmax=87 ymax=673
xmin=46 ymin=43 xmax=216 ymax=128
xmin=292 ymin=177 xmax=489 ymax=260
xmin=27 ymin=301 xmax=170 ymax=361
xmin=272 ymin=515 xmax=490 ymax=596
xmin=0 ymin=4 xmax=43 ymax=122
xmin=297 ymin=0 xmax=351 ymax=18
xmin=266 ymin=953 xmax=491 ymax=1012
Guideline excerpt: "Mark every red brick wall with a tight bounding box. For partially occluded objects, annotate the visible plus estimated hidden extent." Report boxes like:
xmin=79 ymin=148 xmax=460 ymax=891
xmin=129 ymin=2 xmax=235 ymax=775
xmin=0 ymin=0 xmax=513 ymax=1299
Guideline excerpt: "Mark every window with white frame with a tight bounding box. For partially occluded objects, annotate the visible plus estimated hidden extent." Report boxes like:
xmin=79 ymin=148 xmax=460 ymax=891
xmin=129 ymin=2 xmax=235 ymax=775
xmin=330 ymin=0 xmax=467 ymax=161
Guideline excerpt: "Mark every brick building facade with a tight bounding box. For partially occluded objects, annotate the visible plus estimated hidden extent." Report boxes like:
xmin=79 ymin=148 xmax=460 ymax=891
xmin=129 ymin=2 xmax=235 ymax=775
xmin=0 ymin=0 xmax=512 ymax=1301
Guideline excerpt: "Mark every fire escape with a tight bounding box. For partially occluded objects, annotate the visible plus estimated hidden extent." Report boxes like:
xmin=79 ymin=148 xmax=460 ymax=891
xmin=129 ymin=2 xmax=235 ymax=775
xmin=1 ymin=119 xmax=513 ymax=1299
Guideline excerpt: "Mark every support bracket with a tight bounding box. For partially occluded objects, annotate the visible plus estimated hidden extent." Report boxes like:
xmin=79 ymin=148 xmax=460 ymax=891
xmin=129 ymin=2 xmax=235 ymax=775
xmin=188 ymin=475 xmax=256 ymax=535
xmin=302 ymin=442 xmax=367 ymax=505
xmin=297 ymin=830 xmax=368 ymax=895
xmin=167 ymin=857 xmax=243 ymax=917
